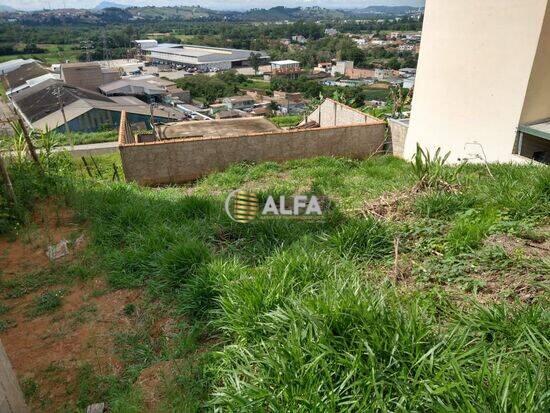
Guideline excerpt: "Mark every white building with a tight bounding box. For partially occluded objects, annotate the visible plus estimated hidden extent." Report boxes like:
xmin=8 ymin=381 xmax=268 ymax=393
xmin=270 ymin=60 xmax=301 ymax=75
xmin=145 ymin=44 xmax=269 ymax=71
xmin=404 ymin=0 xmax=550 ymax=163
xmin=331 ymin=61 xmax=353 ymax=77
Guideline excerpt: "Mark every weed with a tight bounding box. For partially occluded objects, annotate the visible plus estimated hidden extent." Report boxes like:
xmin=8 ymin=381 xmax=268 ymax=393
xmin=123 ymin=303 xmax=136 ymax=316
xmin=0 ymin=318 xmax=16 ymax=332
xmin=29 ymin=290 xmax=64 ymax=317
xmin=446 ymin=208 xmax=499 ymax=254
xmin=21 ymin=377 xmax=39 ymax=401
xmin=71 ymin=304 xmax=97 ymax=325
xmin=0 ymin=302 xmax=9 ymax=315
xmin=411 ymin=144 xmax=465 ymax=190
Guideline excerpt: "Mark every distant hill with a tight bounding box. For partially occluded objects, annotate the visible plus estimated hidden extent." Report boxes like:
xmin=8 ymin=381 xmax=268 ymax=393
xmin=355 ymin=6 xmax=421 ymax=15
xmin=125 ymin=6 xmax=218 ymax=20
xmin=94 ymin=1 xmax=128 ymax=9
xmin=231 ymin=6 xmax=346 ymax=21
xmin=0 ymin=4 xmax=17 ymax=12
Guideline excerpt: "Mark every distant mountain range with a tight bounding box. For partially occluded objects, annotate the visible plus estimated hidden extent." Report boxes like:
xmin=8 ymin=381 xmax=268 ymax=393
xmin=356 ymin=6 xmax=420 ymax=14
xmin=94 ymin=1 xmax=129 ymax=9
xmin=0 ymin=5 xmax=423 ymax=22
xmin=0 ymin=4 xmax=16 ymax=12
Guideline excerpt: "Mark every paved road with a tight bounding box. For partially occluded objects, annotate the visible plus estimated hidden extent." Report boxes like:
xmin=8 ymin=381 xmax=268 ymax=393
xmin=56 ymin=141 xmax=119 ymax=157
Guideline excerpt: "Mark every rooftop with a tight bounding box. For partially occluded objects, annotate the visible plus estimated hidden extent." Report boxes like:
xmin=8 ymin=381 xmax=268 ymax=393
xmin=5 ymin=62 xmax=50 ymax=90
xmin=271 ymin=60 xmax=301 ymax=65
xmin=148 ymin=44 xmax=269 ymax=64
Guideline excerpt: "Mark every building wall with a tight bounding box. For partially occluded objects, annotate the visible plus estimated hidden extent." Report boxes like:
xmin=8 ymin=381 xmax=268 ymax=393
xmin=388 ymin=118 xmax=409 ymax=158
xmin=0 ymin=339 xmax=29 ymax=413
xmin=61 ymin=64 xmax=104 ymax=91
xmin=120 ymin=123 xmax=385 ymax=185
xmin=54 ymin=109 xmax=170 ymax=133
xmin=521 ymin=3 xmax=550 ymax=124
xmin=405 ymin=0 xmax=549 ymax=163
xmin=306 ymin=99 xmax=381 ymax=127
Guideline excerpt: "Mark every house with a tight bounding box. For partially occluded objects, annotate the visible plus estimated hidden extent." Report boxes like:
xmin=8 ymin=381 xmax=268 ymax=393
xmin=223 ymin=95 xmax=256 ymax=110
xmin=216 ymin=109 xmax=248 ymax=119
xmin=402 ymin=0 xmax=550 ymax=163
xmin=292 ymin=35 xmax=307 ymax=44
xmin=399 ymin=68 xmax=417 ymax=77
xmin=270 ymin=60 xmax=301 ymax=76
xmin=403 ymin=77 xmax=415 ymax=89
xmin=325 ymin=28 xmax=338 ymax=36
xmin=314 ymin=62 xmax=333 ymax=73
xmin=331 ymin=61 xmax=354 ymax=77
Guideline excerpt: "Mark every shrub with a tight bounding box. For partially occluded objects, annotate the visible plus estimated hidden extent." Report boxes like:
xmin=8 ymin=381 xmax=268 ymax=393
xmin=411 ymin=144 xmax=464 ymax=190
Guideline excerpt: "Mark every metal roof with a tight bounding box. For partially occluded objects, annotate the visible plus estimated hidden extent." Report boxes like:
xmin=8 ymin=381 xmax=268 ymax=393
xmin=518 ymin=119 xmax=550 ymax=141
xmin=5 ymin=62 xmax=49 ymax=90
xmin=148 ymin=44 xmax=269 ymax=64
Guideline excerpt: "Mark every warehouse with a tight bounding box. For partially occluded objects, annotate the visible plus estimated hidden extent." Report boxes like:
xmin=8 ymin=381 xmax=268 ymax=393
xmin=145 ymin=44 xmax=269 ymax=71
xmin=11 ymin=80 xmax=181 ymax=133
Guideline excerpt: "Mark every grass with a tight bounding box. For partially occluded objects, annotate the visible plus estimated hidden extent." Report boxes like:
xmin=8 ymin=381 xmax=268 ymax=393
xmin=29 ymin=290 xmax=64 ymax=317
xmin=1 ymin=152 xmax=549 ymax=411
xmin=57 ymin=130 xmax=119 ymax=146
xmin=269 ymin=114 xmax=303 ymax=128
xmin=0 ymin=44 xmax=81 ymax=65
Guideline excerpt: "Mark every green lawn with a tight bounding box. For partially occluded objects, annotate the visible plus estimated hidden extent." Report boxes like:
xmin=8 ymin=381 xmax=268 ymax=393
xmin=1 ymin=153 xmax=549 ymax=411
xmin=0 ymin=44 xmax=81 ymax=64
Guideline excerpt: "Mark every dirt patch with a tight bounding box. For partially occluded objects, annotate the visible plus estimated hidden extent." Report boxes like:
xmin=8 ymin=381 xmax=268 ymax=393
xmin=0 ymin=202 xmax=143 ymax=411
xmin=1 ymin=280 xmax=140 ymax=411
xmin=136 ymin=359 xmax=181 ymax=411
xmin=0 ymin=201 xmax=83 ymax=279
xmin=486 ymin=233 xmax=550 ymax=260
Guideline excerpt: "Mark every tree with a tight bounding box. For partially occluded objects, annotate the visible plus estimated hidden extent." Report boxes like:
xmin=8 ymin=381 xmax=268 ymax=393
xmin=249 ymin=52 xmax=262 ymax=75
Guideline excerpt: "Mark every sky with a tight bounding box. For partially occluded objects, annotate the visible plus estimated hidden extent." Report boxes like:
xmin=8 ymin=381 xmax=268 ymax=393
xmin=5 ymin=0 xmax=425 ymax=12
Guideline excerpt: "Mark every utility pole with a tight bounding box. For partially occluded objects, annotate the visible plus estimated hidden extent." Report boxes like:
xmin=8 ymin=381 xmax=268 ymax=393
xmin=149 ymin=102 xmax=158 ymax=141
xmin=56 ymin=86 xmax=74 ymax=149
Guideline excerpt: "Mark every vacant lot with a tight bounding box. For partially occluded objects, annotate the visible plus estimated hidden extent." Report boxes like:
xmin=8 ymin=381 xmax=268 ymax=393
xmin=0 ymin=152 xmax=548 ymax=411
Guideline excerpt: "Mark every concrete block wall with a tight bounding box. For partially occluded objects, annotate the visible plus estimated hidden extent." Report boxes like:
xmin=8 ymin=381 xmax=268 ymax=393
xmin=119 ymin=122 xmax=386 ymax=185
xmin=306 ymin=98 xmax=381 ymax=128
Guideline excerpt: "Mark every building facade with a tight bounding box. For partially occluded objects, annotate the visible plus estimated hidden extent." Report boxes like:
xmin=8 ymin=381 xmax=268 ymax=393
xmin=405 ymin=0 xmax=550 ymax=163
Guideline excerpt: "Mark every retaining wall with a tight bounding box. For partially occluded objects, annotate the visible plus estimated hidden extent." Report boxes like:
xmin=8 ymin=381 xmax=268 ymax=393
xmin=120 ymin=122 xmax=386 ymax=185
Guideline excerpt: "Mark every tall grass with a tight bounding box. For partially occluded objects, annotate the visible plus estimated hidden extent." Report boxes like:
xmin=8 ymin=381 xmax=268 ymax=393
xmin=3 ymin=153 xmax=548 ymax=410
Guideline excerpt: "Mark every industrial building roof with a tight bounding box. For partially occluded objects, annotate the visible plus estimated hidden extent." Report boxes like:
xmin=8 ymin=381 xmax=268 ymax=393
xmin=5 ymin=62 xmax=50 ymax=90
xmin=0 ymin=59 xmax=37 ymax=75
xmin=12 ymin=81 xmax=181 ymax=130
xmin=148 ymin=44 xmax=269 ymax=64
xmin=14 ymin=82 xmax=113 ymax=122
